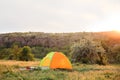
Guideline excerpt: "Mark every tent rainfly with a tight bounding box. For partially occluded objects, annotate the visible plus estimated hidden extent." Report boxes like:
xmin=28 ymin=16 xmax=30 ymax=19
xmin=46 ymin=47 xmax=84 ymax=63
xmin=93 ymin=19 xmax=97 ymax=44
xmin=40 ymin=52 xmax=72 ymax=70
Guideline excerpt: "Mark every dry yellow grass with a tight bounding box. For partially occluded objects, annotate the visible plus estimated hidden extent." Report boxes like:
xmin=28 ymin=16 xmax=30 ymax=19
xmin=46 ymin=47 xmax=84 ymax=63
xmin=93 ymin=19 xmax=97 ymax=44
xmin=0 ymin=60 xmax=40 ymax=67
xmin=68 ymin=64 xmax=120 ymax=80
xmin=0 ymin=60 xmax=120 ymax=80
xmin=73 ymin=63 xmax=120 ymax=70
xmin=67 ymin=70 xmax=120 ymax=80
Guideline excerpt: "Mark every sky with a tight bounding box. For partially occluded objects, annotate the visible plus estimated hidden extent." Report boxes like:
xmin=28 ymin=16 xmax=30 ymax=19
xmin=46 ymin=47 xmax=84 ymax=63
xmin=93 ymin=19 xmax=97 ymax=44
xmin=0 ymin=0 xmax=120 ymax=33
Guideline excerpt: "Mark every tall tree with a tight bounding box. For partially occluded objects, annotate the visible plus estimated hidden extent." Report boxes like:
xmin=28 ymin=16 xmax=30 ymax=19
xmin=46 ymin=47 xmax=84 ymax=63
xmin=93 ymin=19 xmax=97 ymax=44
xmin=19 ymin=46 xmax=34 ymax=61
xmin=9 ymin=44 xmax=21 ymax=60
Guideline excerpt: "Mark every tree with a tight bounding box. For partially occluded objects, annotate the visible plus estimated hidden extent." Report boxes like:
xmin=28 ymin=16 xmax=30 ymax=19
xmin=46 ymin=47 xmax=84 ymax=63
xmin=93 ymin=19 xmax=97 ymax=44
xmin=0 ymin=48 xmax=12 ymax=59
xmin=9 ymin=44 xmax=21 ymax=60
xmin=70 ymin=38 xmax=107 ymax=65
xmin=111 ymin=45 xmax=120 ymax=63
xmin=19 ymin=46 xmax=34 ymax=61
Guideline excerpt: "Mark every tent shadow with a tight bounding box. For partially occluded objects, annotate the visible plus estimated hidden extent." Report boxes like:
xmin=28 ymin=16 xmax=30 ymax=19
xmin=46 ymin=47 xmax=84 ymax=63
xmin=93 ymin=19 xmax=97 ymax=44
xmin=52 ymin=68 xmax=73 ymax=72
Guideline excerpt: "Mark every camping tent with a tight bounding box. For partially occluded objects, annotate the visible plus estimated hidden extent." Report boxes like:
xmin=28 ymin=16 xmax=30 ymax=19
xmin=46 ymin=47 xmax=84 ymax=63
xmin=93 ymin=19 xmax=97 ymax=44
xmin=40 ymin=52 xmax=72 ymax=70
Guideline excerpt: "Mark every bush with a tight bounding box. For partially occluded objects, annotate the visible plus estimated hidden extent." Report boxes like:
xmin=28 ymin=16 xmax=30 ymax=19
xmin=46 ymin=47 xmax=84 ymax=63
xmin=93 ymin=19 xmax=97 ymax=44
xmin=0 ymin=48 xmax=11 ymax=59
xmin=70 ymin=38 xmax=108 ymax=65
xmin=111 ymin=45 xmax=120 ymax=63
xmin=9 ymin=44 xmax=21 ymax=60
xmin=19 ymin=46 xmax=34 ymax=61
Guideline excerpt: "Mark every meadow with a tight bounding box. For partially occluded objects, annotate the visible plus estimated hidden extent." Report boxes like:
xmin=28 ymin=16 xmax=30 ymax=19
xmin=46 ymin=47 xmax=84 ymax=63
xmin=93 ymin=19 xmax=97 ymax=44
xmin=0 ymin=60 xmax=120 ymax=80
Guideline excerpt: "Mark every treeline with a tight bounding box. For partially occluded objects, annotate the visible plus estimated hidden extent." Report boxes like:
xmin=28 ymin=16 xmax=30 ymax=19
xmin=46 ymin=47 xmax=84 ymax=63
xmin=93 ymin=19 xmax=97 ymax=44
xmin=0 ymin=31 xmax=120 ymax=64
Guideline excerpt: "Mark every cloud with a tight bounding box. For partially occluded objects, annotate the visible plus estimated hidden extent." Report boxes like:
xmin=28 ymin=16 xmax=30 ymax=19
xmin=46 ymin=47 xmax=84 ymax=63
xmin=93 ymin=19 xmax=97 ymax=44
xmin=0 ymin=0 xmax=120 ymax=33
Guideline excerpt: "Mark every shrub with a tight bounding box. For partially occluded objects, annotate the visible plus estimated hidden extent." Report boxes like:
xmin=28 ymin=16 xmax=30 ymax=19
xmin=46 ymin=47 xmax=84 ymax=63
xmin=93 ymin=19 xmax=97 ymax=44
xmin=70 ymin=38 xmax=107 ymax=65
xmin=111 ymin=45 xmax=120 ymax=63
xmin=19 ymin=46 xmax=34 ymax=61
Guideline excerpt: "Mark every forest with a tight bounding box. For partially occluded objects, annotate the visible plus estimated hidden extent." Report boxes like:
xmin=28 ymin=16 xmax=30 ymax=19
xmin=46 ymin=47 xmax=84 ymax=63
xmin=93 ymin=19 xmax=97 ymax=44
xmin=0 ymin=31 xmax=120 ymax=64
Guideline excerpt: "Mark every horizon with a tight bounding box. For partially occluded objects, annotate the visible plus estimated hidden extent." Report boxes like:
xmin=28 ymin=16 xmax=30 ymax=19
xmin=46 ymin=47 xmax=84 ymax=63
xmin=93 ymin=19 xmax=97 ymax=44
xmin=0 ymin=30 xmax=119 ymax=34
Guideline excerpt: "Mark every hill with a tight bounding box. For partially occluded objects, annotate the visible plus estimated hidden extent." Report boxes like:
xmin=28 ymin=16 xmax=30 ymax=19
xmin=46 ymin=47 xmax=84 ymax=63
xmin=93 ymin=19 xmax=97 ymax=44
xmin=0 ymin=31 xmax=120 ymax=63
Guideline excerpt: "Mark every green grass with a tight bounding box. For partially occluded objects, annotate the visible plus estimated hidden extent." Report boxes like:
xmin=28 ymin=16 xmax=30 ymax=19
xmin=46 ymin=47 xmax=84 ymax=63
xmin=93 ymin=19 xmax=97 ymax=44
xmin=0 ymin=62 xmax=120 ymax=80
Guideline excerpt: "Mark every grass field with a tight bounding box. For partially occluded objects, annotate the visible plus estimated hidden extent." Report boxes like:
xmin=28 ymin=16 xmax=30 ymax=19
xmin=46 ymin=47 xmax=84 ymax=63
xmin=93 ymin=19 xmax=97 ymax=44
xmin=0 ymin=60 xmax=120 ymax=80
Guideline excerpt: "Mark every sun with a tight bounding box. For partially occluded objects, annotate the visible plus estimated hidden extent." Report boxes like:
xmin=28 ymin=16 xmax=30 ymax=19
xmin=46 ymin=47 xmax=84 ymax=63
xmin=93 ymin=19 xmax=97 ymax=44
xmin=114 ymin=30 xmax=120 ymax=34
xmin=112 ymin=30 xmax=120 ymax=35
xmin=111 ymin=26 xmax=120 ymax=33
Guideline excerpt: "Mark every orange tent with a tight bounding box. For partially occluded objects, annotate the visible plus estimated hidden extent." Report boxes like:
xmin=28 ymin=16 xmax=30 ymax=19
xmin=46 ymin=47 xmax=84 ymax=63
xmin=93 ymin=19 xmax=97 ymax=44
xmin=40 ymin=52 xmax=72 ymax=70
